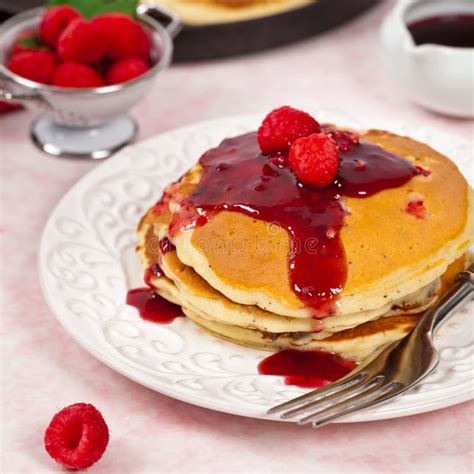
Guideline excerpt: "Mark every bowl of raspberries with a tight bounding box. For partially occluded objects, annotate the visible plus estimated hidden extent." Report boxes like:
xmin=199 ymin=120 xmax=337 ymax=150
xmin=0 ymin=4 xmax=176 ymax=158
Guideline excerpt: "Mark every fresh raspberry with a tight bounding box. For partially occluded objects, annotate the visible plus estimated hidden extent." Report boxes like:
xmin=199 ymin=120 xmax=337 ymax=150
xmin=92 ymin=13 xmax=151 ymax=60
xmin=52 ymin=62 xmax=104 ymax=88
xmin=39 ymin=5 xmax=81 ymax=48
xmin=257 ymin=106 xmax=321 ymax=155
xmin=0 ymin=101 xmax=21 ymax=114
xmin=44 ymin=403 xmax=109 ymax=470
xmin=106 ymin=57 xmax=150 ymax=84
xmin=7 ymin=50 xmax=56 ymax=84
xmin=57 ymin=18 xmax=107 ymax=65
xmin=289 ymin=133 xmax=340 ymax=188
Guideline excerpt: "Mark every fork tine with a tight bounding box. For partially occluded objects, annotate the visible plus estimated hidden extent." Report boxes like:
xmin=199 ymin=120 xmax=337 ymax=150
xmin=281 ymin=375 xmax=383 ymax=420
xmin=299 ymin=381 xmax=403 ymax=427
xmin=267 ymin=370 xmax=368 ymax=416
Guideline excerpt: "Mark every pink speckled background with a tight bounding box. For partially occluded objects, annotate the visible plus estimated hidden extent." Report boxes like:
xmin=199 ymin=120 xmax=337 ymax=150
xmin=1 ymin=1 xmax=473 ymax=472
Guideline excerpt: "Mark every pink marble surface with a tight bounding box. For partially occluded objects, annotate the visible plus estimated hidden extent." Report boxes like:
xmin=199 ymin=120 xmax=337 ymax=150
xmin=1 ymin=1 xmax=473 ymax=472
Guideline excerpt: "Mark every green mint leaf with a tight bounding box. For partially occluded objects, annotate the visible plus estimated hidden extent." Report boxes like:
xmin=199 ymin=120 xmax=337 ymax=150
xmin=17 ymin=35 xmax=46 ymax=49
xmin=48 ymin=0 xmax=138 ymax=19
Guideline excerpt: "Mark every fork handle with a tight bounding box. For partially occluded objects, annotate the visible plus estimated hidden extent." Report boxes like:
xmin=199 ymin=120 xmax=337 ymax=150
xmin=429 ymin=263 xmax=474 ymax=332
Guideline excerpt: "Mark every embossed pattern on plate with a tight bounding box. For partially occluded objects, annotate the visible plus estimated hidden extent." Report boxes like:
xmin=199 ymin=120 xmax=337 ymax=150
xmin=39 ymin=113 xmax=474 ymax=422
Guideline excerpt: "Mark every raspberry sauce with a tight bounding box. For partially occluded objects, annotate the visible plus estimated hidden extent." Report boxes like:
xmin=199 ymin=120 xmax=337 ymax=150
xmin=405 ymin=199 xmax=427 ymax=220
xmin=408 ymin=14 xmax=474 ymax=48
xmin=415 ymin=165 xmax=431 ymax=177
xmin=168 ymin=130 xmax=419 ymax=316
xmin=144 ymin=263 xmax=164 ymax=287
xmin=258 ymin=349 xmax=356 ymax=388
xmin=126 ymin=288 xmax=183 ymax=324
xmin=159 ymin=237 xmax=175 ymax=254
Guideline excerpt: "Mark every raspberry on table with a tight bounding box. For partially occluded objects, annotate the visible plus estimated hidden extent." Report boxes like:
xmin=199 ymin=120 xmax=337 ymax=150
xmin=44 ymin=403 xmax=109 ymax=470
xmin=7 ymin=50 xmax=56 ymax=84
xmin=53 ymin=62 xmax=104 ymax=88
xmin=289 ymin=133 xmax=340 ymax=188
xmin=106 ymin=57 xmax=150 ymax=84
xmin=57 ymin=18 xmax=107 ymax=65
xmin=257 ymin=106 xmax=321 ymax=155
xmin=39 ymin=5 xmax=81 ymax=48
xmin=92 ymin=13 xmax=151 ymax=61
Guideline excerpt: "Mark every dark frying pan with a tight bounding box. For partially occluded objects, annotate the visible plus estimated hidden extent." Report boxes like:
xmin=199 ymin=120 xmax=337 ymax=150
xmin=0 ymin=0 xmax=382 ymax=62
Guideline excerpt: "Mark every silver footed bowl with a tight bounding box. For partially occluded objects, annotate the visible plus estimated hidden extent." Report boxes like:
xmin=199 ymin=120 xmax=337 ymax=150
xmin=0 ymin=4 xmax=180 ymax=158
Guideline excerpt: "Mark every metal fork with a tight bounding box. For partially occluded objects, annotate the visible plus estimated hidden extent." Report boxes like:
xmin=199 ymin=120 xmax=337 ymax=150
xmin=268 ymin=264 xmax=474 ymax=427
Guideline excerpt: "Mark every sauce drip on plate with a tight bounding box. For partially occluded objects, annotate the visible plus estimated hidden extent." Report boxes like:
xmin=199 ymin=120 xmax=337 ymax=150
xmin=126 ymin=288 xmax=183 ymax=324
xmin=258 ymin=349 xmax=356 ymax=388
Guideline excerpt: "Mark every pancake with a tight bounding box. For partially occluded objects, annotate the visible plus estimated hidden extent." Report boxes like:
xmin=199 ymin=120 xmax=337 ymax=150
xmin=150 ymin=0 xmax=314 ymax=25
xmin=168 ymin=129 xmax=473 ymax=319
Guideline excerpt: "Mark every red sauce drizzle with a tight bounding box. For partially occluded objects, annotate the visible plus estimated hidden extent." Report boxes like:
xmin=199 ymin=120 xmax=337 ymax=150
xmin=126 ymin=288 xmax=183 ymax=324
xmin=144 ymin=263 xmax=164 ymax=287
xmin=258 ymin=349 xmax=356 ymax=388
xmin=405 ymin=199 xmax=427 ymax=220
xmin=167 ymin=129 xmax=419 ymax=316
xmin=415 ymin=165 xmax=431 ymax=177
xmin=159 ymin=237 xmax=176 ymax=254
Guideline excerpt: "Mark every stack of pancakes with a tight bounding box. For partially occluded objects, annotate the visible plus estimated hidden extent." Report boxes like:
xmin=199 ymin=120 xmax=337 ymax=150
xmin=136 ymin=128 xmax=473 ymax=362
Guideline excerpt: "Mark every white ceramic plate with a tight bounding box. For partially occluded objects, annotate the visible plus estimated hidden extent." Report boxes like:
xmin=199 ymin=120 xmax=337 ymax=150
xmin=39 ymin=113 xmax=474 ymax=422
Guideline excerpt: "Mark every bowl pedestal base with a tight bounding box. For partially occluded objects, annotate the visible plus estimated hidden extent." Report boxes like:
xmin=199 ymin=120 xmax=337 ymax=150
xmin=30 ymin=115 xmax=138 ymax=159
